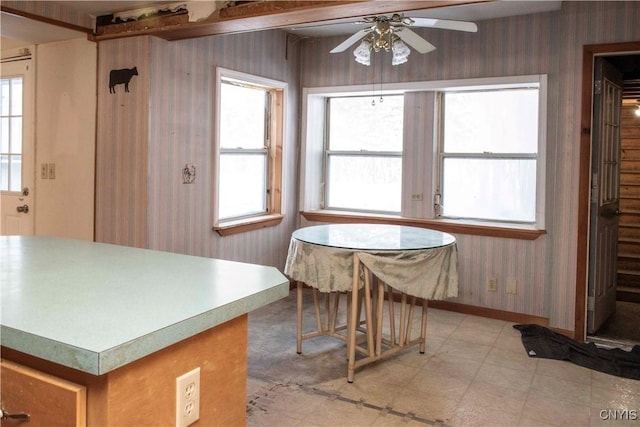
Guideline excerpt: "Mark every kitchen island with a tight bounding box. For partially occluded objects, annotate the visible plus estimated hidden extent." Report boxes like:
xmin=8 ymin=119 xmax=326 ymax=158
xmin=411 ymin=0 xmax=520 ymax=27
xmin=0 ymin=236 xmax=289 ymax=426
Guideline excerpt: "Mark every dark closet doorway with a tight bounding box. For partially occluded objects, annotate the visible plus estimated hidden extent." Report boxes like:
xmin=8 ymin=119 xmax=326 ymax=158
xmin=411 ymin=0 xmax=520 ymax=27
xmin=586 ymin=51 xmax=640 ymax=348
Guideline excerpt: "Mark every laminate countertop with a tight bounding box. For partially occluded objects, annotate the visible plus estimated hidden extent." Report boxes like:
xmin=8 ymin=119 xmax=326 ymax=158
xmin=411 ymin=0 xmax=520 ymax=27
xmin=0 ymin=236 xmax=289 ymax=375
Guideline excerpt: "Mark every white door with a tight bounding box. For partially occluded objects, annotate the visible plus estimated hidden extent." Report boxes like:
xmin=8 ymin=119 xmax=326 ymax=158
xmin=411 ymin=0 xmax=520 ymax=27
xmin=1 ymin=57 xmax=35 ymax=235
xmin=587 ymin=57 xmax=623 ymax=334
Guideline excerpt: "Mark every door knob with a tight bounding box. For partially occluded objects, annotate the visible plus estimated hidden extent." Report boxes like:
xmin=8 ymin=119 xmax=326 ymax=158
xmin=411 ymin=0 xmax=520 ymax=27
xmin=0 ymin=408 xmax=30 ymax=421
xmin=16 ymin=205 xmax=29 ymax=213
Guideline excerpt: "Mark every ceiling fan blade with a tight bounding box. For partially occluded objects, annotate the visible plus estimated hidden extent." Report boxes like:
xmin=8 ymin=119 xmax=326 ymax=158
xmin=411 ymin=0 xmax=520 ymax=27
xmin=330 ymin=29 xmax=371 ymax=53
xmin=395 ymin=28 xmax=436 ymax=54
xmin=411 ymin=17 xmax=478 ymax=33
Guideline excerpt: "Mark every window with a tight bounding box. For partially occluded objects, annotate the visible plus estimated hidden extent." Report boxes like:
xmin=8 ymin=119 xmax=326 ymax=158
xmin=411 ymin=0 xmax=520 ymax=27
xmin=1 ymin=76 xmax=23 ymax=192
xmin=436 ymin=86 xmax=543 ymax=224
xmin=213 ymin=68 xmax=286 ymax=234
xmin=300 ymin=75 xmax=547 ymax=235
xmin=324 ymin=95 xmax=403 ymax=213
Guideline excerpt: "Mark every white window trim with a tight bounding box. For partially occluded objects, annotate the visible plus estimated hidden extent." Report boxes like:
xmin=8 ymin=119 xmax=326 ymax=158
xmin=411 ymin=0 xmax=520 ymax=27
xmin=300 ymin=74 xmax=547 ymax=230
xmin=213 ymin=67 xmax=287 ymax=228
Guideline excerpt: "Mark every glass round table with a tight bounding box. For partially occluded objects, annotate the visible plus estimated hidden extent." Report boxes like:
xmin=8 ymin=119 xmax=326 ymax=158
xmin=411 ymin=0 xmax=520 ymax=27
xmin=285 ymin=223 xmax=458 ymax=382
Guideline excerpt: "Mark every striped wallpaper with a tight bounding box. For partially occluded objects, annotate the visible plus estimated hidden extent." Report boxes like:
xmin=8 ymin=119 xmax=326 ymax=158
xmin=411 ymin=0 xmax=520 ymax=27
xmin=94 ymin=1 xmax=640 ymax=331
xmin=96 ymin=30 xmax=300 ymax=269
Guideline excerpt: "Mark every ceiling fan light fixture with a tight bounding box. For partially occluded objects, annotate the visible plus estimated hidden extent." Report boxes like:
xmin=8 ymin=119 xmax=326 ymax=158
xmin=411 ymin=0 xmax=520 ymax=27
xmin=353 ymin=38 xmax=372 ymax=66
xmin=391 ymin=38 xmax=410 ymax=65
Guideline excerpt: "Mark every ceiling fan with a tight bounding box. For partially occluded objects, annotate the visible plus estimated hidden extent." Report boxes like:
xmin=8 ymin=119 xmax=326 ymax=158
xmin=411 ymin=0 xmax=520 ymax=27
xmin=330 ymin=14 xmax=478 ymax=65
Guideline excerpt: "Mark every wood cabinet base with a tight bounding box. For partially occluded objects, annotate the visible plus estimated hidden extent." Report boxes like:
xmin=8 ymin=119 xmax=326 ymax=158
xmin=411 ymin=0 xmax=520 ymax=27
xmin=1 ymin=315 xmax=248 ymax=427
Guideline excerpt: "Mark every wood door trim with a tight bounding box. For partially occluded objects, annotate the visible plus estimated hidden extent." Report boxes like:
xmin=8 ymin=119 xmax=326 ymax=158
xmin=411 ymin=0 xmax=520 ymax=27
xmin=575 ymin=41 xmax=640 ymax=342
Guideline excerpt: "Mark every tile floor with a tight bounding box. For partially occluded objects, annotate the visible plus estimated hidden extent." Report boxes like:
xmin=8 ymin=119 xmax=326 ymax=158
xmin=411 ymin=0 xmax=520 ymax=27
xmin=246 ymin=290 xmax=640 ymax=427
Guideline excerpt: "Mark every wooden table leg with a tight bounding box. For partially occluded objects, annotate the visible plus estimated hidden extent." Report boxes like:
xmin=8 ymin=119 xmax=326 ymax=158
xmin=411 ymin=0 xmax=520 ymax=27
xmin=296 ymin=281 xmax=303 ymax=354
xmin=420 ymin=299 xmax=428 ymax=353
xmin=347 ymin=255 xmax=360 ymax=383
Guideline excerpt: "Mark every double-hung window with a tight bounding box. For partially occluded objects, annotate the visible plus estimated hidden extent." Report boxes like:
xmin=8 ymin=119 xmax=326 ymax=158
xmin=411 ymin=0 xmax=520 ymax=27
xmin=214 ymin=68 xmax=285 ymax=234
xmin=301 ymin=75 xmax=546 ymax=234
xmin=436 ymin=84 xmax=544 ymax=225
xmin=324 ymin=95 xmax=404 ymax=213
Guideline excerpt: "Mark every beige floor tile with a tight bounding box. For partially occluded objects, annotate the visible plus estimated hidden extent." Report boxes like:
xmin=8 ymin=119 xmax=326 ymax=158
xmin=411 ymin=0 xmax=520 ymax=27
xmin=483 ymin=346 xmax=539 ymax=373
xmin=246 ymin=291 xmax=639 ymax=427
xmin=370 ymin=413 xmax=431 ymax=426
xmin=516 ymin=415 xmax=560 ymax=426
xmin=448 ymin=325 xmax=501 ymax=347
xmin=406 ymin=366 xmax=474 ymax=400
xmin=427 ymin=319 xmax=460 ymax=338
xmin=391 ymin=383 xmax=460 ymax=422
xmin=536 ymin=358 xmax=592 ymax=385
xmin=591 ymin=382 xmax=640 ymax=411
xmin=449 ymin=402 xmax=523 ymax=427
xmin=435 ymin=338 xmax=493 ymax=362
xmin=495 ymin=324 xmax=531 ymax=353
xmin=530 ymin=373 xmax=592 ymax=406
xmin=520 ymin=393 xmax=591 ymax=426
xmin=458 ymin=315 xmax=508 ymax=334
xmin=591 ymin=370 xmax=640 ymax=393
xmin=458 ymin=380 xmax=528 ymax=416
xmin=427 ymin=307 xmax=467 ymax=326
xmin=422 ymin=352 xmax=483 ymax=381
xmin=474 ymin=363 xmax=535 ymax=392
xmin=301 ymin=398 xmax=381 ymax=426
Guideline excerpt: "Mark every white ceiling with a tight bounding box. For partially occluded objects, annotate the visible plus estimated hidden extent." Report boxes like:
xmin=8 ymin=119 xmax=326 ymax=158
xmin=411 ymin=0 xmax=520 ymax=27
xmin=0 ymin=1 xmax=562 ymax=49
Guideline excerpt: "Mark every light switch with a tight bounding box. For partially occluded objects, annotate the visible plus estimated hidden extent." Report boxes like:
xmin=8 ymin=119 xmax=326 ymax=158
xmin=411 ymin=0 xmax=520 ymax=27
xmin=48 ymin=163 xmax=55 ymax=180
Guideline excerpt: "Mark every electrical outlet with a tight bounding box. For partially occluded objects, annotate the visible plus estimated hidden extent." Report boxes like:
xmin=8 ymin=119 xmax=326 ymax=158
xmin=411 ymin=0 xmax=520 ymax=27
xmin=176 ymin=367 xmax=200 ymax=427
xmin=411 ymin=193 xmax=423 ymax=201
xmin=487 ymin=277 xmax=498 ymax=292
xmin=41 ymin=164 xmax=48 ymax=179
xmin=506 ymin=278 xmax=517 ymax=294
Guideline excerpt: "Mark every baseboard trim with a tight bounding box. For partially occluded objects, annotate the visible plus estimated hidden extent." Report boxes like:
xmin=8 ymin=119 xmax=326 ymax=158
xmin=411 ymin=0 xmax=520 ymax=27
xmin=428 ymin=300 xmax=550 ymax=327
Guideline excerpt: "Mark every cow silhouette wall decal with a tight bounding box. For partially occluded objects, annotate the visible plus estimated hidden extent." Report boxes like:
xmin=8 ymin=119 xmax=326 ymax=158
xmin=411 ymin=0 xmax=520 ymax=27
xmin=109 ymin=67 xmax=138 ymax=94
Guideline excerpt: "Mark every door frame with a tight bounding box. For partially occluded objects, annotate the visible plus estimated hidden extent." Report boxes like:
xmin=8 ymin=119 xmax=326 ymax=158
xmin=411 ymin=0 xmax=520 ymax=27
xmin=575 ymin=41 xmax=640 ymax=341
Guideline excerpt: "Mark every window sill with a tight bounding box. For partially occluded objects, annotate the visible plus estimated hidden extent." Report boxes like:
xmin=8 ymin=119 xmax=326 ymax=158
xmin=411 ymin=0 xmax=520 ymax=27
xmin=213 ymin=214 xmax=283 ymax=236
xmin=301 ymin=211 xmax=545 ymax=240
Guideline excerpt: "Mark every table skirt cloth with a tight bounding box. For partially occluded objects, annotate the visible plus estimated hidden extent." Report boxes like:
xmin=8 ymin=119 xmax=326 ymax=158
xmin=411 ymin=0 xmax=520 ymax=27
xmin=284 ymin=238 xmax=458 ymax=300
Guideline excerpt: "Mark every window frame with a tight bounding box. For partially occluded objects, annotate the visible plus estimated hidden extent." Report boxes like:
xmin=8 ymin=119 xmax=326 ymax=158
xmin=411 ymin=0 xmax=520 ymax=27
xmin=299 ymin=75 xmax=547 ymax=237
xmin=212 ymin=68 xmax=286 ymax=236
xmin=435 ymin=84 xmax=546 ymax=227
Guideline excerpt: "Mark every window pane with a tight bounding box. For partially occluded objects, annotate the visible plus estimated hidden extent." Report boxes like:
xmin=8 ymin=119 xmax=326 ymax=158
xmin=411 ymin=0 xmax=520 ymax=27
xmin=11 ymin=78 xmax=22 ymax=115
xmin=327 ymin=155 xmax=401 ymax=212
xmin=1 ymin=117 xmax=8 ymax=152
xmin=220 ymin=82 xmax=266 ymax=149
xmin=443 ymin=89 xmax=538 ymax=153
xmin=0 ymin=155 xmax=8 ymax=191
xmin=329 ymin=95 xmax=404 ymax=151
xmin=9 ymin=155 xmax=21 ymax=192
xmin=10 ymin=117 xmax=22 ymax=153
xmin=1 ymin=79 xmax=9 ymax=116
xmin=219 ymin=153 xmax=266 ymax=220
xmin=442 ymin=158 xmax=536 ymax=222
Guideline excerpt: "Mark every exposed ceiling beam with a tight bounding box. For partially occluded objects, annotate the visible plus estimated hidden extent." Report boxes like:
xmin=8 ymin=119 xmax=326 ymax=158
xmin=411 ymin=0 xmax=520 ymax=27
xmin=93 ymin=0 xmax=490 ymax=41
